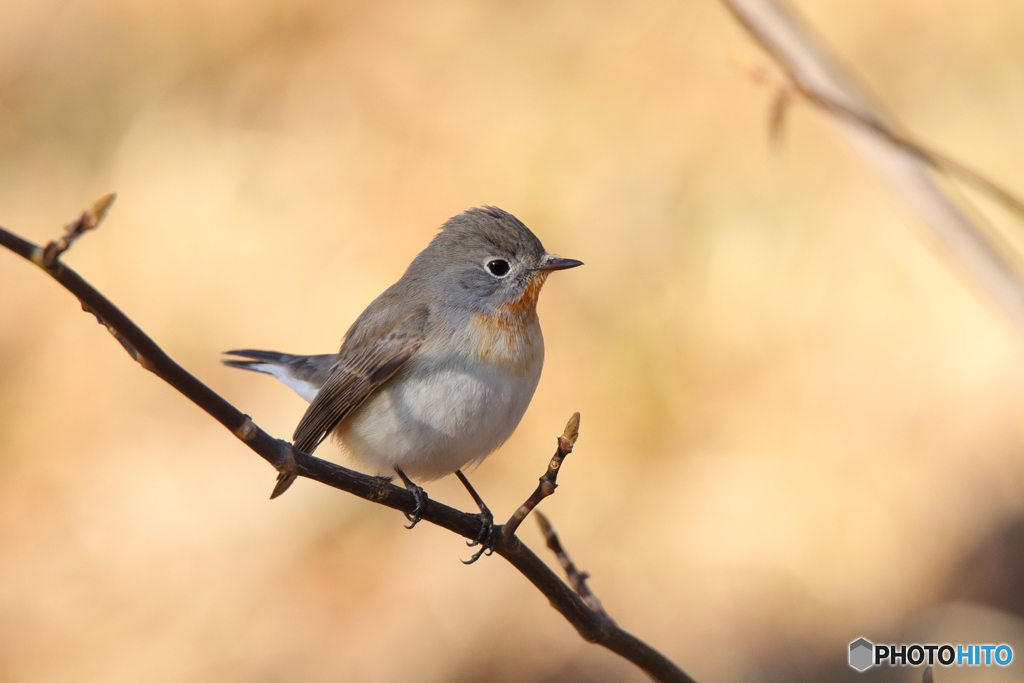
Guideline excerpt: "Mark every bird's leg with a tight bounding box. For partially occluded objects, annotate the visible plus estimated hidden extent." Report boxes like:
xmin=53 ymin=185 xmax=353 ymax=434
xmin=455 ymin=470 xmax=497 ymax=564
xmin=394 ymin=467 xmax=427 ymax=529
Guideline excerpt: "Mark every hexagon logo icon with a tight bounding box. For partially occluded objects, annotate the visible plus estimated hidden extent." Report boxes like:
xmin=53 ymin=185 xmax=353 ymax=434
xmin=849 ymin=638 xmax=874 ymax=672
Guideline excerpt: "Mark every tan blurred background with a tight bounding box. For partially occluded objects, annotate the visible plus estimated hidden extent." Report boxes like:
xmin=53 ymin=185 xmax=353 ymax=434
xmin=2 ymin=0 xmax=1024 ymax=681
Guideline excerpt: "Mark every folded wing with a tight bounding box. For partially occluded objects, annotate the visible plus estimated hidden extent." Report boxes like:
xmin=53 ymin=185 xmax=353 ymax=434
xmin=292 ymin=305 xmax=429 ymax=454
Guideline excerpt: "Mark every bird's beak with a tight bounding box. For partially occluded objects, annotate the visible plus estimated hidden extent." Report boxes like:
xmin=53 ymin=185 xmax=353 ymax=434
xmin=532 ymin=255 xmax=584 ymax=272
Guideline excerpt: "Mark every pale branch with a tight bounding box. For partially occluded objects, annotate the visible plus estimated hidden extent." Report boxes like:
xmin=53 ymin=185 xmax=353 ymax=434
xmin=736 ymin=57 xmax=1024 ymax=218
xmin=721 ymin=0 xmax=1024 ymax=338
xmin=0 ymin=203 xmax=695 ymax=683
xmin=537 ymin=511 xmax=608 ymax=618
xmin=503 ymin=411 xmax=580 ymax=539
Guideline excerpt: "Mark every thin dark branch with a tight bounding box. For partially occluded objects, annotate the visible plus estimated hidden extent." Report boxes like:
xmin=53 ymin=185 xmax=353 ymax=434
xmin=503 ymin=412 xmax=580 ymax=539
xmin=0 ymin=206 xmax=695 ymax=683
xmin=537 ymin=511 xmax=608 ymax=618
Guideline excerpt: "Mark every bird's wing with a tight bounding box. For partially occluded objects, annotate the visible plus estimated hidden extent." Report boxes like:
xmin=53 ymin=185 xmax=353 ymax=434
xmin=292 ymin=305 xmax=429 ymax=454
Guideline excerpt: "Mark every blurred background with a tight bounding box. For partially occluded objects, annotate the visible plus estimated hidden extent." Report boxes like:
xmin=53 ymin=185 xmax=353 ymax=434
xmin=2 ymin=0 xmax=1024 ymax=681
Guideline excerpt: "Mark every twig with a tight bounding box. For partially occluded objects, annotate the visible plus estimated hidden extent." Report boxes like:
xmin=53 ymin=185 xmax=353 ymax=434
xmin=923 ymin=665 xmax=933 ymax=683
xmin=503 ymin=412 xmax=580 ymax=539
xmin=0 ymin=201 xmax=695 ymax=683
xmin=536 ymin=511 xmax=608 ymax=618
xmin=39 ymin=193 xmax=116 ymax=268
xmin=767 ymin=84 xmax=793 ymax=151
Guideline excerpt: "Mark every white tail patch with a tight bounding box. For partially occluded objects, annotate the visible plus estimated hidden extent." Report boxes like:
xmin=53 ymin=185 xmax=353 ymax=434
xmin=248 ymin=363 xmax=319 ymax=403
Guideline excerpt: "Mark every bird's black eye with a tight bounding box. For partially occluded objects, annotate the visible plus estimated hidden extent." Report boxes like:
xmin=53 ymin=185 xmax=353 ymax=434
xmin=486 ymin=259 xmax=511 ymax=277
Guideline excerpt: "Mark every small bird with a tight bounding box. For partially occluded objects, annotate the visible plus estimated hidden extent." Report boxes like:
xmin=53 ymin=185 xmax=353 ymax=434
xmin=223 ymin=206 xmax=581 ymax=559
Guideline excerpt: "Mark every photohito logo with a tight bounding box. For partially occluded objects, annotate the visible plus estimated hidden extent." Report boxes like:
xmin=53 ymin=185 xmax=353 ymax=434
xmin=848 ymin=638 xmax=1013 ymax=672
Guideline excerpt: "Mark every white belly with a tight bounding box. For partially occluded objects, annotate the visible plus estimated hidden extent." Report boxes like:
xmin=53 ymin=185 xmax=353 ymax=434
xmin=332 ymin=329 xmax=544 ymax=481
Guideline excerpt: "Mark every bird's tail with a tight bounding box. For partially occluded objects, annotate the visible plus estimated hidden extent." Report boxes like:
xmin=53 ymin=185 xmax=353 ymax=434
xmin=222 ymin=349 xmax=336 ymax=403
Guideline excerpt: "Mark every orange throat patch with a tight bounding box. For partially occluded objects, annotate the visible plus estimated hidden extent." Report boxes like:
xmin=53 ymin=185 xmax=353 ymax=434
xmin=471 ymin=272 xmax=547 ymax=372
xmin=499 ymin=272 xmax=547 ymax=326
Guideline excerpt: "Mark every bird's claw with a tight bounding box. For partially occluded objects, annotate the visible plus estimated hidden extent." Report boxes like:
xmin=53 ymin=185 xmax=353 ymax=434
xmin=404 ymin=484 xmax=428 ymax=529
xmin=461 ymin=508 xmax=497 ymax=564
xmin=394 ymin=468 xmax=428 ymax=529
